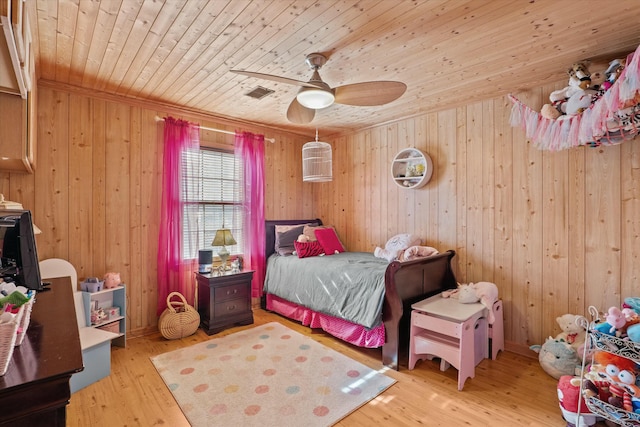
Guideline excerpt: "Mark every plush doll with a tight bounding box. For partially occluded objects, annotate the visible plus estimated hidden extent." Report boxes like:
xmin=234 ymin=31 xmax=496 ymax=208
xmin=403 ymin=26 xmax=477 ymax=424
xmin=554 ymin=314 xmax=586 ymax=353
xmin=564 ymin=84 xmax=598 ymax=116
xmin=374 ymin=233 xmax=421 ymax=262
xmin=441 ymin=283 xmax=479 ymax=303
xmin=442 ymin=281 xmax=499 ymax=323
xmin=397 ymin=245 xmax=438 ymax=262
xmin=103 ymin=272 xmax=121 ymax=289
xmin=590 ymin=351 xmax=638 ymax=412
xmin=468 ymin=281 xmax=499 ymax=324
xmin=557 ymin=375 xmax=597 ymax=427
xmin=601 ymin=58 xmax=626 ymax=91
xmin=456 ymin=284 xmax=481 ymax=304
xmin=627 ymin=323 xmax=640 ymax=343
xmin=530 ymin=338 xmax=581 ymax=379
xmin=541 ymin=61 xmax=592 ymax=119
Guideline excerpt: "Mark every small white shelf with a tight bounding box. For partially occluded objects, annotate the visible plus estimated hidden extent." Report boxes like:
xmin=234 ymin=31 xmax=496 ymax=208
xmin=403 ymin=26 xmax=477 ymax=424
xmin=82 ymin=285 xmax=126 ymax=347
xmin=391 ymin=148 xmax=433 ymax=189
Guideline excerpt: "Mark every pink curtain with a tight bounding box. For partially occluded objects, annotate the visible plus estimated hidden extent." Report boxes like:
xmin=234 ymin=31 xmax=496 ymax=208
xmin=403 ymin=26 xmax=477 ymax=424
xmin=157 ymin=117 xmax=200 ymax=315
xmin=234 ymin=131 xmax=266 ymax=297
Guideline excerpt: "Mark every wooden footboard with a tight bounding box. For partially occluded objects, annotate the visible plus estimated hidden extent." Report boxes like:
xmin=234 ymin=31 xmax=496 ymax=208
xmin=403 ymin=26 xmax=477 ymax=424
xmin=381 ymin=250 xmax=457 ymax=370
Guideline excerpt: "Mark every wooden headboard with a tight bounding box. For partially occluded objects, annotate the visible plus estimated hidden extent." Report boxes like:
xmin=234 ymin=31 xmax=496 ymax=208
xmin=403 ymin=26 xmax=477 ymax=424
xmin=264 ymin=219 xmax=323 ymax=260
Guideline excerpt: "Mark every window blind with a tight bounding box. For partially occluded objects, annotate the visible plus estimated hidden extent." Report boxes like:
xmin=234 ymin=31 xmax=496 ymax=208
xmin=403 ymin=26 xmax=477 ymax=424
xmin=182 ymin=148 xmax=243 ymax=260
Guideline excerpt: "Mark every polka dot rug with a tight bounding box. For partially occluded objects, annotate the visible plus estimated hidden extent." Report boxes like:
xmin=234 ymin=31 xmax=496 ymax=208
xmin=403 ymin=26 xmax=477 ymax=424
xmin=150 ymin=322 xmax=396 ymax=426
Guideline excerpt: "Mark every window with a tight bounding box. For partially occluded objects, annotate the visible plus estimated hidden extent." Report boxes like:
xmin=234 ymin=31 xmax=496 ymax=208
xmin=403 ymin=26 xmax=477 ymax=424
xmin=182 ymin=147 xmax=243 ymax=260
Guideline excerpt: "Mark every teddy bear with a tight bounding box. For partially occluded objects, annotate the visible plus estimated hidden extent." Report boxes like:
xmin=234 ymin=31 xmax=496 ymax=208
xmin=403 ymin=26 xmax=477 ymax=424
xmin=554 ymin=314 xmax=586 ymax=354
xmin=374 ymin=233 xmax=421 ymax=262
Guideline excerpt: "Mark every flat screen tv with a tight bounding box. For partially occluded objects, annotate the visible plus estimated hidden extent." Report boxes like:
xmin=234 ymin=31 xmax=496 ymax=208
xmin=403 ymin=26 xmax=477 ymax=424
xmin=0 ymin=209 xmax=43 ymax=291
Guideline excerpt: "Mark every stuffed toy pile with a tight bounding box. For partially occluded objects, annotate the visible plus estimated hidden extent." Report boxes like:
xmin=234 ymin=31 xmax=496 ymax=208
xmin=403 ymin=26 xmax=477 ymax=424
xmin=540 ymin=58 xmax=627 ymax=121
xmin=552 ymin=298 xmax=640 ymax=425
xmin=530 ymin=314 xmax=585 ymax=379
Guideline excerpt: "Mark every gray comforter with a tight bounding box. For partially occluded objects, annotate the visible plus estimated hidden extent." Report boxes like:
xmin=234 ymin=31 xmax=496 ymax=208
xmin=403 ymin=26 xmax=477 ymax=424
xmin=263 ymin=252 xmax=389 ymax=329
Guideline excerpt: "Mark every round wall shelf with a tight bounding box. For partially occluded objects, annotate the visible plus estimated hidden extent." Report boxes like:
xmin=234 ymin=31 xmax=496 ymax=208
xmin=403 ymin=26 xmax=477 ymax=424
xmin=391 ymin=148 xmax=433 ymax=189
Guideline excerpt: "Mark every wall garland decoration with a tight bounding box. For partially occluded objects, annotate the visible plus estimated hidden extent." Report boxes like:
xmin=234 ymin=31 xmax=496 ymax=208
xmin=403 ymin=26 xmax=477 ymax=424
xmin=509 ymin=43 xmax=640 ymax=151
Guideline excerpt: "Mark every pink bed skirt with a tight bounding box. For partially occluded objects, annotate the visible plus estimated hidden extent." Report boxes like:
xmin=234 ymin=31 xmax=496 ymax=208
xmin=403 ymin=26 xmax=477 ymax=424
xmin=265 ymin=294 xmax=385 ymax=348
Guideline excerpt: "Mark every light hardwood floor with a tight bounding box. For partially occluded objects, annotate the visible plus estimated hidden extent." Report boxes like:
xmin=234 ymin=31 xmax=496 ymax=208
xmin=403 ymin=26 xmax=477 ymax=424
xmin=67 ymin=310 xmax=570 ymax=426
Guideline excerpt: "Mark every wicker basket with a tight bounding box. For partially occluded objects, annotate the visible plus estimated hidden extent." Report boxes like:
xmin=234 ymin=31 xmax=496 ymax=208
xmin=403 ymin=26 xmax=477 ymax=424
xmin=0 ymin=305 xmax=24 ymax=376
xmin=14 ymin=297 xmax=34 ymax=347
xmin=158 ymin=292 xmax=200 ymax=340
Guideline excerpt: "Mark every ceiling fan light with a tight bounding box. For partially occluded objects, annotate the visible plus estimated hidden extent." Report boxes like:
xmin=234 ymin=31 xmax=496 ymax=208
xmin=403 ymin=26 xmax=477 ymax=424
xmin=296 ymin=87 xmax=335 ymax=109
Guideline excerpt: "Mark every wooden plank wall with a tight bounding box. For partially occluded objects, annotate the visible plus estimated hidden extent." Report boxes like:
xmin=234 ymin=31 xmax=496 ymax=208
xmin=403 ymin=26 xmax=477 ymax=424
xmin=3 ymin=81 xmax=639 ymax=354
xmin=314 ymin=86 xmax=640 ymax=355
xmin=1 ymin=84 xmax=313 ymax=336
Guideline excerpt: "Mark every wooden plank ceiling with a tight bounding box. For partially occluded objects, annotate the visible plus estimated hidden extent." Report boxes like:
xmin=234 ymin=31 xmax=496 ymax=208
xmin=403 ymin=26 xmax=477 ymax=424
xmin=33 ymin=0 xmax=640 ymax=137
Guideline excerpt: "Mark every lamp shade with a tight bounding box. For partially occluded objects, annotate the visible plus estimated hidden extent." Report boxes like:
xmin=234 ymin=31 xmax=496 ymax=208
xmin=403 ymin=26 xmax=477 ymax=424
xmin=212 ymin=228 xmax=237 ymax=247
xmin=303 ymin=141 xmax=332 ymax=182
xmin=296 ymin=87 xmax=335 ymax=109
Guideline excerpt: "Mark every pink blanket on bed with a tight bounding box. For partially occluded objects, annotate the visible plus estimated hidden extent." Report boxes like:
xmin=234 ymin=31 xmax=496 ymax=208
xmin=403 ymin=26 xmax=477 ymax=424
xmin=266 ymin=294 xmax=385 ymax=348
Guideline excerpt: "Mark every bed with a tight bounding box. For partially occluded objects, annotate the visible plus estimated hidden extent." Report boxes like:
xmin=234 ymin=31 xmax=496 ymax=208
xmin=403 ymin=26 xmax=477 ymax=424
xmin=262 ymin=219 xmax=458 ymax=370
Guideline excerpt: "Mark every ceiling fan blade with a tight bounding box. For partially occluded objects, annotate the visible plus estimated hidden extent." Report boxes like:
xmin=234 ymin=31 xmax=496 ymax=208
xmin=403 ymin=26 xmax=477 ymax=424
xmin=230 ymin=70 xmax=325 ymax=89
xmin=287 ymin=98 xmax=315 ymax=124
xmin=334 ymin=81 xmax=407 ymax=106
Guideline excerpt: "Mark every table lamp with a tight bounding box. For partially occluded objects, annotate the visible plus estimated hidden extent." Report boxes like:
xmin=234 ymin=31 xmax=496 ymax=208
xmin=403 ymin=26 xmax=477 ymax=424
xmin=212 ymin=228 xmax=236 ymax=269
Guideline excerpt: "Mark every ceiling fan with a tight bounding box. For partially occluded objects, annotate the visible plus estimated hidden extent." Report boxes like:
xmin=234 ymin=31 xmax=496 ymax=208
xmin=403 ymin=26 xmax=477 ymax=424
xmin=231 ymin=53 xmax=407 ymax=124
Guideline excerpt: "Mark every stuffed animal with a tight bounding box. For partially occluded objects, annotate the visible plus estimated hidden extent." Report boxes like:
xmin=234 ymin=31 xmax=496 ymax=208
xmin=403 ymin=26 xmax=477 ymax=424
xmin=530 ymin=338 xmax=581 ymax=379
xmin=398 ymin=245 xmax=438 ymax=262
xmin=467 ymin=281 xmax=499 ymax=324
xmin=456 ymin=284 xmax=482 ymax=304
xmin=601 ymin=58 xmax=626 ymax=91
xmin=589 ymin=351 xmax=638 ymax=412
xmin=557 ymin=375 xmax=597 ymax=427
xmin=441 ymin=283 xmax=479 ymax=303
xmin=554 ymin=314 xmax=586 ymax=353
xmin=442 ymin=281 xmax=499 ymax=323
xmin=541 ymin=61 xmax=592 ymax=119
xmin=103 ymin=272 xmax=121 ymax=289
xmin=564 ymin=85 xmax=598 ymax=116
xmin=606 ymin=306 xmax=627 ymax=335
xmin=374 ymin=233 xmax=421 ymax=262
xmin=297 ymin=234 xmax=310 ymax=243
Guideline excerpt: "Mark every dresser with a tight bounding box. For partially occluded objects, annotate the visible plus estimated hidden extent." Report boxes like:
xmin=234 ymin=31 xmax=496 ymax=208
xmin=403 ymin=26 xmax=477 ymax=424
xmin=0 ymin=277 xmax=83 ymax=426
xmin=195 ymin=271 xmax=254 ymax=335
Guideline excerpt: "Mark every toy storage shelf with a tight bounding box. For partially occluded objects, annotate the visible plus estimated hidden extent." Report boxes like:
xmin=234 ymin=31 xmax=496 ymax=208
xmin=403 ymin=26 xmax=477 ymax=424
xmin=82 ymin=285 xmax=126 ymax=347
xmin=579 ymin=306 xmax=640 ymax=426
xmin=391 ymin=148 xmax=433 ymax=189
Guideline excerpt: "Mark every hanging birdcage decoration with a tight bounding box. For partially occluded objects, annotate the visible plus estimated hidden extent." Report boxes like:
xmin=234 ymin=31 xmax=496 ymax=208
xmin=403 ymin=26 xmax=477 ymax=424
xmin=302 ymin=130 xmax=332 ymax=182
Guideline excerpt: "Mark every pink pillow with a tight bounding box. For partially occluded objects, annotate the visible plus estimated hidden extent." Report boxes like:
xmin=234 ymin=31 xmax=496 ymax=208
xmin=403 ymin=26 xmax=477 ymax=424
xmin=294 ymin=241 xmax=324 ymax=258
xmin=315 ymin=227 xmax=345 ymax=255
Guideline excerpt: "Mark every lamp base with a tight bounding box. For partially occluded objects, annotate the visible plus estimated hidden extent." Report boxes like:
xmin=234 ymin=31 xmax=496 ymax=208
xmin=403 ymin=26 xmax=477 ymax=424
xmin=218 ymin=246 xmax=230 ymax=269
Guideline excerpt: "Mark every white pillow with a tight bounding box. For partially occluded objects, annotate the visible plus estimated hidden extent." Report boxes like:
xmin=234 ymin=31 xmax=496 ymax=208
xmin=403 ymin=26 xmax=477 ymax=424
xmin=374 ymin=233 xmax=421 ymax=262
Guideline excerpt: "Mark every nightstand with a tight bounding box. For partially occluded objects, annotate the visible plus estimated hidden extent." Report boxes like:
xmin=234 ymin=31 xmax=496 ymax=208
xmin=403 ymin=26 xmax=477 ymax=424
xmin=195 ymin=270 xmax=254 ymax=335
